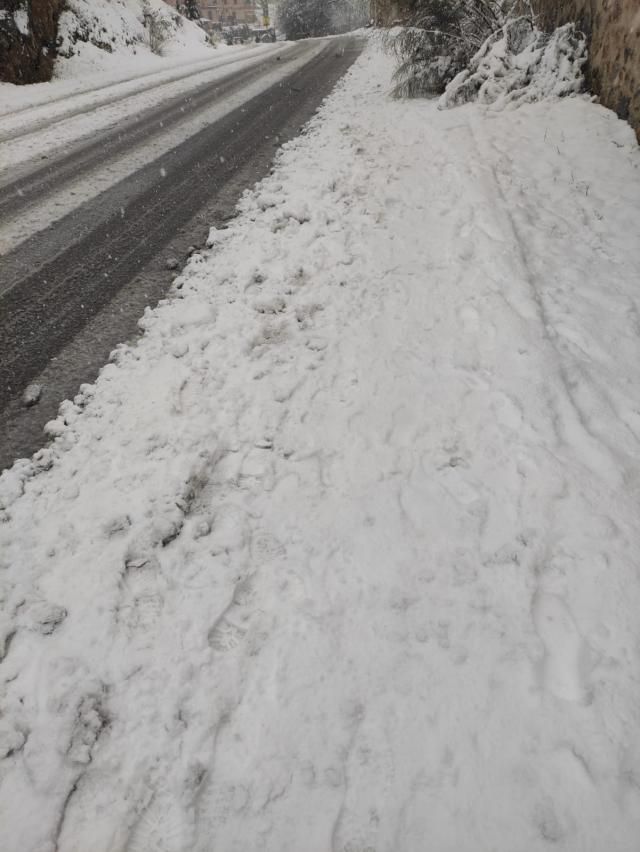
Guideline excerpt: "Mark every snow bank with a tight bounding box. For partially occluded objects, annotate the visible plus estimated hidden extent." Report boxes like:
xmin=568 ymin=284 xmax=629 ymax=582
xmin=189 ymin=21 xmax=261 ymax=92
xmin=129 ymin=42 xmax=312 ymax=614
xmin=440 ymin=18 xmax=587 ymax=110
xmin=55 ymin=0 xmax=212 ymax=79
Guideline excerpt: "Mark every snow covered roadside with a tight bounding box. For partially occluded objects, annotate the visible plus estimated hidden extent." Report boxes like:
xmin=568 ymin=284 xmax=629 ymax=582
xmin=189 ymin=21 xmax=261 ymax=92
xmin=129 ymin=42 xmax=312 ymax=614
xmin=2 ymin=37 xmax=640 ymax=852
xmin=0 ymin=0 xmax=217 ymax=117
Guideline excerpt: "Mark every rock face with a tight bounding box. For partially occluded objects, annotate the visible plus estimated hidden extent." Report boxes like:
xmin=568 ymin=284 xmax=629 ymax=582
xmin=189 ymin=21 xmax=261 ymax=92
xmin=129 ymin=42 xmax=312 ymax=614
xmin=534 ymin=0 xmax=640 ymax=141
xmin=0 ymin=0 xmax=65 ymax=83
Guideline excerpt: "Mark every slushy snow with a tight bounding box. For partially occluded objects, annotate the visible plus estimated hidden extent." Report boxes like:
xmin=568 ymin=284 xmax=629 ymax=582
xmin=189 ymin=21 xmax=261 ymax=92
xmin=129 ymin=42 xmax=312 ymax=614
xmin=2 ymin=38 xmax=640 ymax=852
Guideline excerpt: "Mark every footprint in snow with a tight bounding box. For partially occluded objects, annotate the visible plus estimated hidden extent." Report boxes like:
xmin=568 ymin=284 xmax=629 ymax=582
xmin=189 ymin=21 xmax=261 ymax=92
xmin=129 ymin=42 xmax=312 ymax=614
xmin=118 ymin=556 xmax=166 ymax=639
xmin=208 ymin=504 xmax=247 ymax=555
xmin=208 ymin=617 xmax=246 ymax=653
xmin=250 ymin=531 xmax=286 ymax=564
xmin=207 ymin=575 xmax=254 ymax=653
xmin=129 ymin=794 xmax=189 ymax=852
xmin=532 ymin=591 xmax=589 ymax=703
xmin=532 ymin=796 xmax=565 ymax=844
xmin=458 ymin=303 xmax=480 ymax=333
xmin=66 ymin=694 xmax=108 ymax=766
xmin=331 ymin=716 xmax=395 ymax=852
xmin=491 ymin=391 xmax=524 ymax=431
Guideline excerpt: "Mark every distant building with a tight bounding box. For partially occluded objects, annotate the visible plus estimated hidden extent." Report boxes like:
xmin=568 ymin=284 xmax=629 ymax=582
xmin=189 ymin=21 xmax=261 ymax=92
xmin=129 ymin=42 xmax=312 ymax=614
xmin=164 ymin=0 xmax=260 ymax=27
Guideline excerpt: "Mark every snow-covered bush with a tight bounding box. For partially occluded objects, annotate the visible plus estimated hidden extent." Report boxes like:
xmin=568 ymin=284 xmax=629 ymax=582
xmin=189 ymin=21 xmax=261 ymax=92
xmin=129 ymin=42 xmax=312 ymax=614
xmin=142 ymin=0 xmax=172 ymax=54
xmin=54 ymin=0 xmax=210 ymax=78
xmin=178 ymin=0 xmax=201 ymax=20
xmin=439 ymin=18 xmax=587 ymax=109
xmin=387 ymin=0 xmax=522 ymax=97
xmin=57 ymin=6 xmax=132 ymax=59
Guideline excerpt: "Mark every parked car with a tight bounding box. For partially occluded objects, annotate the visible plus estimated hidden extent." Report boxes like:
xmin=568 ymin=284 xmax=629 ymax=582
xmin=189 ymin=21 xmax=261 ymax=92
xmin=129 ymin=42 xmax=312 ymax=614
xmin=222 ymin=24 xmax=253 ymax=45
xmin=252 ymin=27 xmax=276 ymax=43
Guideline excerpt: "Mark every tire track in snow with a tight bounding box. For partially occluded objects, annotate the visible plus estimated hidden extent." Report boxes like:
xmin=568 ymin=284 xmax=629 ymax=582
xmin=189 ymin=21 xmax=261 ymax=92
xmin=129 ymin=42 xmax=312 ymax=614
xmin=0 ymin=43 xmax=323 ymax=253
xmin=0 ymin=43 xmax=290 ymax=144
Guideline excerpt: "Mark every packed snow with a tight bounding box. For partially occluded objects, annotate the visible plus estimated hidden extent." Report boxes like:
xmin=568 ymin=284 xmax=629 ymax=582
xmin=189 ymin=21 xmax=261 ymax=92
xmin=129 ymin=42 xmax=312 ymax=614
xmin=2 ymin=36 xmax=640 ymax=852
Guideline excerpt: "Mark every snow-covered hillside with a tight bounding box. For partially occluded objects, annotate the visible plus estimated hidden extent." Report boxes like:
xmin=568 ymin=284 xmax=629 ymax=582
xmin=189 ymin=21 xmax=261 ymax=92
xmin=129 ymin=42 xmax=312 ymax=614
xmin=54 ymin=0 xmax=212 ymax=79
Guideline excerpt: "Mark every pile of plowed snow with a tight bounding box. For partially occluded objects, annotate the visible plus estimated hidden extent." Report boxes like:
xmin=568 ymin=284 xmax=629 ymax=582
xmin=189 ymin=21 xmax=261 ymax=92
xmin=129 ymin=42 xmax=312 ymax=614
xmin=55 ymin=0 xmax=212 ymax=79
xmin=439 ymin=18 xmax=587 ymax=110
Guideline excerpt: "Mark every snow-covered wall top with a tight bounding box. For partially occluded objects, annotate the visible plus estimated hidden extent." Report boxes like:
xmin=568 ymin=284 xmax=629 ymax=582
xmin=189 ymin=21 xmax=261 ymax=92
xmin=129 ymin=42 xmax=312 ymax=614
xmin=534 ymin=0 xmax=640 ymax=141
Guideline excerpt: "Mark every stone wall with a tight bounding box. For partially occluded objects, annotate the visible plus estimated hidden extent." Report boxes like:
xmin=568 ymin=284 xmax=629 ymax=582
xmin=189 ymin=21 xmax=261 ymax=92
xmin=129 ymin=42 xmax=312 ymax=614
xmin=0 ymin=0 xmax=65 ymax=84
xmin=533 ymin=0 xmax=640 ymax=140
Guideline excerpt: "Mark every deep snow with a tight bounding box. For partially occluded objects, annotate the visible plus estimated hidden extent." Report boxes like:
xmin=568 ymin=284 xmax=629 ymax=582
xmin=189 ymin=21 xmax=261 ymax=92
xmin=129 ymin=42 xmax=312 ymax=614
xmin=2 ymin=38 xmax=640 ymax=852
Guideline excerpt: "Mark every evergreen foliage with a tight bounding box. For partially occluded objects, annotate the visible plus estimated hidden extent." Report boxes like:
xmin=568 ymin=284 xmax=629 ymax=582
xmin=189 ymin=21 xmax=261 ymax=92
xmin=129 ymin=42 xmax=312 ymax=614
xmin=276 ymin=0 xmax=332 ymax=39
xmin=388 ymin=1 xmax=529 ymax=97
xmin=276 ymin=0 xmax=368 ymax=40
xmin=183 ymin=0 xmax=201 ymax=20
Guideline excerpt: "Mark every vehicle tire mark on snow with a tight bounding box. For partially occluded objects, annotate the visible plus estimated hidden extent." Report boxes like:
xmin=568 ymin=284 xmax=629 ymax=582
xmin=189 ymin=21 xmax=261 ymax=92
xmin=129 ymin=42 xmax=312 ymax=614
xmin=0 ymin=45 xmax=299 ymax=149
xmin=0 ymin=52 xmax=302 ymax=219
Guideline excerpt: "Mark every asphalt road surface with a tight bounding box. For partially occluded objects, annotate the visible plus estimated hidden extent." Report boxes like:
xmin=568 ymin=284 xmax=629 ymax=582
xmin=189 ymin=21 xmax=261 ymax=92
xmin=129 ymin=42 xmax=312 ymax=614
xmin=0 ymin=36 xmax=362 ymax=471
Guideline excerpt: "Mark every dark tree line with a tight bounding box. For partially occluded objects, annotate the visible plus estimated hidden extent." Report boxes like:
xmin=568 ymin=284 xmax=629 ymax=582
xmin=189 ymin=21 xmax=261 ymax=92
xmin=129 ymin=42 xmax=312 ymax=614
xmin=178 ymin=0 xmax=201 ymax=20
xmin=277 ymin=0 xmax=369 ymax=40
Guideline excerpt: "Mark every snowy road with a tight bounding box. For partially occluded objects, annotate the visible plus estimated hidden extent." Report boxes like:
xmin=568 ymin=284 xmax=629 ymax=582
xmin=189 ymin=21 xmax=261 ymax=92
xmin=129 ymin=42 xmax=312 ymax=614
xmin=2 ymin=38 xmax=640 ymax=852
xmin=0 ymin=43 xmax=305 ymax=213
xmin=0 ymin=43 xmax=288 ymax=152
xmin=0 ymin=36 xmax=362 ymax=469
xmin=0 ymin=43 xmax=290 ymax=149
